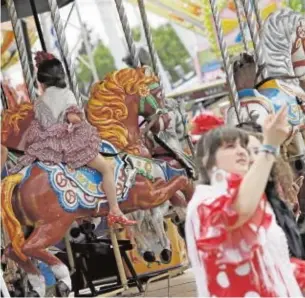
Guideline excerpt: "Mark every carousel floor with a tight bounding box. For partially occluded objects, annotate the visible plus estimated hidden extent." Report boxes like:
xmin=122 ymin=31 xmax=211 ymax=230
xmin=122 ymin=268 xmax=196 ymax=297
xmin=68 ymin=268 xmax=196 ymax=297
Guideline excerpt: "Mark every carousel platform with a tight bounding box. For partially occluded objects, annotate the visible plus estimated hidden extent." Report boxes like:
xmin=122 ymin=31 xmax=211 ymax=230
xmin=123 ymin=268 xmax=196 ymax=297
xmin=67 ymin=268 xmax=196 ymax=297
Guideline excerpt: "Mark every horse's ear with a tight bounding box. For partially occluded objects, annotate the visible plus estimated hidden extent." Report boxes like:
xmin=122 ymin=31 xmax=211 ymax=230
xmin=143 ymin=66 xmax=154 ymax=77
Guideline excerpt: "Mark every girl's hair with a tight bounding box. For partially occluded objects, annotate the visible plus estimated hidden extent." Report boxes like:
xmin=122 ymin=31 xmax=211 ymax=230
xmin=196 ymin=126 xmax=249 ymax=184
xmin=37 ymin=58 xmax=66 ymax=88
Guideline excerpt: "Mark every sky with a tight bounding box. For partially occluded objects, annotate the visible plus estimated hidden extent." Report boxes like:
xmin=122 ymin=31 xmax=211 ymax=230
xmin=2 ymin=0 xmax=169 ymax=84
xmin=59 ymin=0 xmax=168 ymax=55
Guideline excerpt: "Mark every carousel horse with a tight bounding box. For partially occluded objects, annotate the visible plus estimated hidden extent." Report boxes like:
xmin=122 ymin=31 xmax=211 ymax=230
xmin=1 ymin=67 xmax=193 ymax=297
xmin=231 ymin=51 xmax=305 ymax=218
xmin=127 ymin=98 xmax=195 ymax=264
xmin=227 ymin=8 xmax=305 ymax=177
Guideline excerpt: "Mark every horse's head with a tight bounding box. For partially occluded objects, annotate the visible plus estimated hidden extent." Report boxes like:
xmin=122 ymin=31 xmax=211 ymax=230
xmin=233 ymin=52 xmax=257 ymax=91
xmin=165 ymin=98 xmax=192 ymax=154
xmin=87 ymin=67 xmax=169 ymax=153
xmin=136 ymin=67 xmax=169 ymax=133
xmin=1 ymin=102 xmax=34 ymax=151
xmin=292 ymin=17 xmax=305 ymax=90
xmin=261 ymin=9 xmax=305 ymax=83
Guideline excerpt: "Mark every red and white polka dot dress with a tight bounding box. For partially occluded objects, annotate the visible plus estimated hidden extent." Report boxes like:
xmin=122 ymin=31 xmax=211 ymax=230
xmin=186 ymin=172 xmax=305 ymax=297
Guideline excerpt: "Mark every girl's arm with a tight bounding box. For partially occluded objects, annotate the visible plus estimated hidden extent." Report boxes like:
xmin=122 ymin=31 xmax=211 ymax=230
xmin=232 ymin=151 xmax=275 ymax=227
xmin=67 ymin=113 xmax=81 ymax=124
xmin=232 ymin=106 xmax=289 ymax=228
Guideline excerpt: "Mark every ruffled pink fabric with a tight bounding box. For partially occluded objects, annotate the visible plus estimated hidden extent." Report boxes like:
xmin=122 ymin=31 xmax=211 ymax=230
xmin=196 ymin=173 xmax=272 ymax=264
xmin=9 ymin=112 xmax=100 ymax=174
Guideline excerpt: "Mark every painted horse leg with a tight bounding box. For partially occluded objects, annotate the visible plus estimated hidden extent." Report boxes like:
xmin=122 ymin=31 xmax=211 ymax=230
xmin=169 ymin=179 xmax=194 ymax=207
xmin=150 ymin=205 xmax=172 ymax=264
xmin=21 ymin=219 xmax=74 ymax=296
xmin=5 ymin=244 xmax=46 ymax=297
xmin=5 ymin=244 xmax=38 ymax=275
xmin=127 ymin=211 xmax=157 ymax=263
xmin=137 ymin=176 xmax=189 ymax=209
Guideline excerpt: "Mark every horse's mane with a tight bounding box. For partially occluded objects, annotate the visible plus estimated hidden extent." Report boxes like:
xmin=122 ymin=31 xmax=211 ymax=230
xmin=261 ymin=8 xmax=304 ymax=78
xmin=1 ymin=102 xmax=34 ymax=143
xmin=87 ymin=67 xmax=159 ymax=151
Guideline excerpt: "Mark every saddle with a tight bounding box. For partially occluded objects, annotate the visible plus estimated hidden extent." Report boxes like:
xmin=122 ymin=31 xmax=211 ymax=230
xmin=21 ymin=141 xmax=133 ymax=212
xmin=20 ymin=141 xmax=188 ymax=212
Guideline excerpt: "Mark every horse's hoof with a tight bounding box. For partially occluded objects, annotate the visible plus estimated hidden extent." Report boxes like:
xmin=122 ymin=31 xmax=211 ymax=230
xmin=143 ymin=251 xmax=156 ymax=263
xmin=56 ymin=281 xmax=70 ymax=297
xmin=70 ymin=227 xmax=81 ymax=238
xmin=160 ymin=249 xmax=172 ymax=264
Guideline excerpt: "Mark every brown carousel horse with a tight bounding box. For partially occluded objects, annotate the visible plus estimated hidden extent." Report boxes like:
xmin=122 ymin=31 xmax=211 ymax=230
xmin=1 ymin=67 xmax=193 ymax=296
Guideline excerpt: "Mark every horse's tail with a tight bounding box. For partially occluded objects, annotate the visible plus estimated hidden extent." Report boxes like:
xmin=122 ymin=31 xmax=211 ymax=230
xmin=1 ymin=173 xmax=27 ymax=261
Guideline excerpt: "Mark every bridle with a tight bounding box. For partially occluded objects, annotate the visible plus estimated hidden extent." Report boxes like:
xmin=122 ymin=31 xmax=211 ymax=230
xmin=101 ymin=83 xmax=167 ymax=157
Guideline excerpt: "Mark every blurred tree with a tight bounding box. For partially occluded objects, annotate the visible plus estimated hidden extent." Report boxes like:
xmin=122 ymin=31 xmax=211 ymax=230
xmin=132 ymin=27 xmax=141 ymax=42
xmin=76 ymin=26 xmax=116 ymax=94
xmin=288 ymin=0 xmax=305 ymax=12
xmin=132 ymin=24 xmax=192 ymax=82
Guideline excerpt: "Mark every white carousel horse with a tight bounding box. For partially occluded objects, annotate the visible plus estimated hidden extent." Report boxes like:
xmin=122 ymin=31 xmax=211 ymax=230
xmin=227 ymin=8 xmax=305 ymax=175
xmin=127 ymin=98 xmax=194 ymax=264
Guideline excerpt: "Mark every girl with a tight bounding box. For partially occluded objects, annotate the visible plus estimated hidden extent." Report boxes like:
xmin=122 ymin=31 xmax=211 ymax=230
xmin=186 ymin=106 xmax=305 ymax=296
xmin=9 ymin=53 xmax=136 ymax=226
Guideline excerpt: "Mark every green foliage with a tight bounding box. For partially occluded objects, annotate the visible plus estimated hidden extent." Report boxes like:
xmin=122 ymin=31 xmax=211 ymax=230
xmin=132 ymin=24 xmax=192 ymax=82
xmin=152 ymin=24 xmax=191 ymax=82
xmin=76 ymin=40 xmax=116 ymax=93
xmin=288 ymin=0 xmax=305 ymax=12
xmin=132 ymin=27 xmax=141 ymax=42
xmin=77 ymin=23 xmax=191 ymax=89
xmin=94 ymin=41 xmax=116 ymax=79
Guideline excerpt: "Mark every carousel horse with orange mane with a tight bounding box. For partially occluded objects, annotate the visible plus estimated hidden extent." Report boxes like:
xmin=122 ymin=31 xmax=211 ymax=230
xmin=1 ymin=66 xmax=193 ymax=297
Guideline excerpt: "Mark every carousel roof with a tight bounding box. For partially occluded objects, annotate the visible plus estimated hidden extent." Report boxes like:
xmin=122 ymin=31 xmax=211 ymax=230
xmin=1 ymin=0 xmax=74 ymax=23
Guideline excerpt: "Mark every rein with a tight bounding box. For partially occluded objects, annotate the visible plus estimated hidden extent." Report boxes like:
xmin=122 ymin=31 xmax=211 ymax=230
xmin=176 ymin=103 xmax=195 ymax=158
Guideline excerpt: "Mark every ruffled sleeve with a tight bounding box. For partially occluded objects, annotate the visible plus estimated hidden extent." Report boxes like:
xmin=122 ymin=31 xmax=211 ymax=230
xmin=194 ymin=173 xmax=272 ymax=264
xmin=63 ymin=89 xmax=84 ymax=120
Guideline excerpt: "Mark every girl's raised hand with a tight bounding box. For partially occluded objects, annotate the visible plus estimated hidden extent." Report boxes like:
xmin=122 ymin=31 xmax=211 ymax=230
xmin=262 ymin=105 xmax=290 ymax=147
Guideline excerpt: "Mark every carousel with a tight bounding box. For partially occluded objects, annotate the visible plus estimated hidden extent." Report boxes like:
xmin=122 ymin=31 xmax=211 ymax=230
xmin=0 ymin=0 xmax=304 ymax=297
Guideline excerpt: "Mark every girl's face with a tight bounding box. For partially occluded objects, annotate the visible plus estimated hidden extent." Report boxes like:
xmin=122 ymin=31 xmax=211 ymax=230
xmin=214 ymin=138 xmax=250 ymax=176
xmin=248 ymin=135 xmax=261 ymax=166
